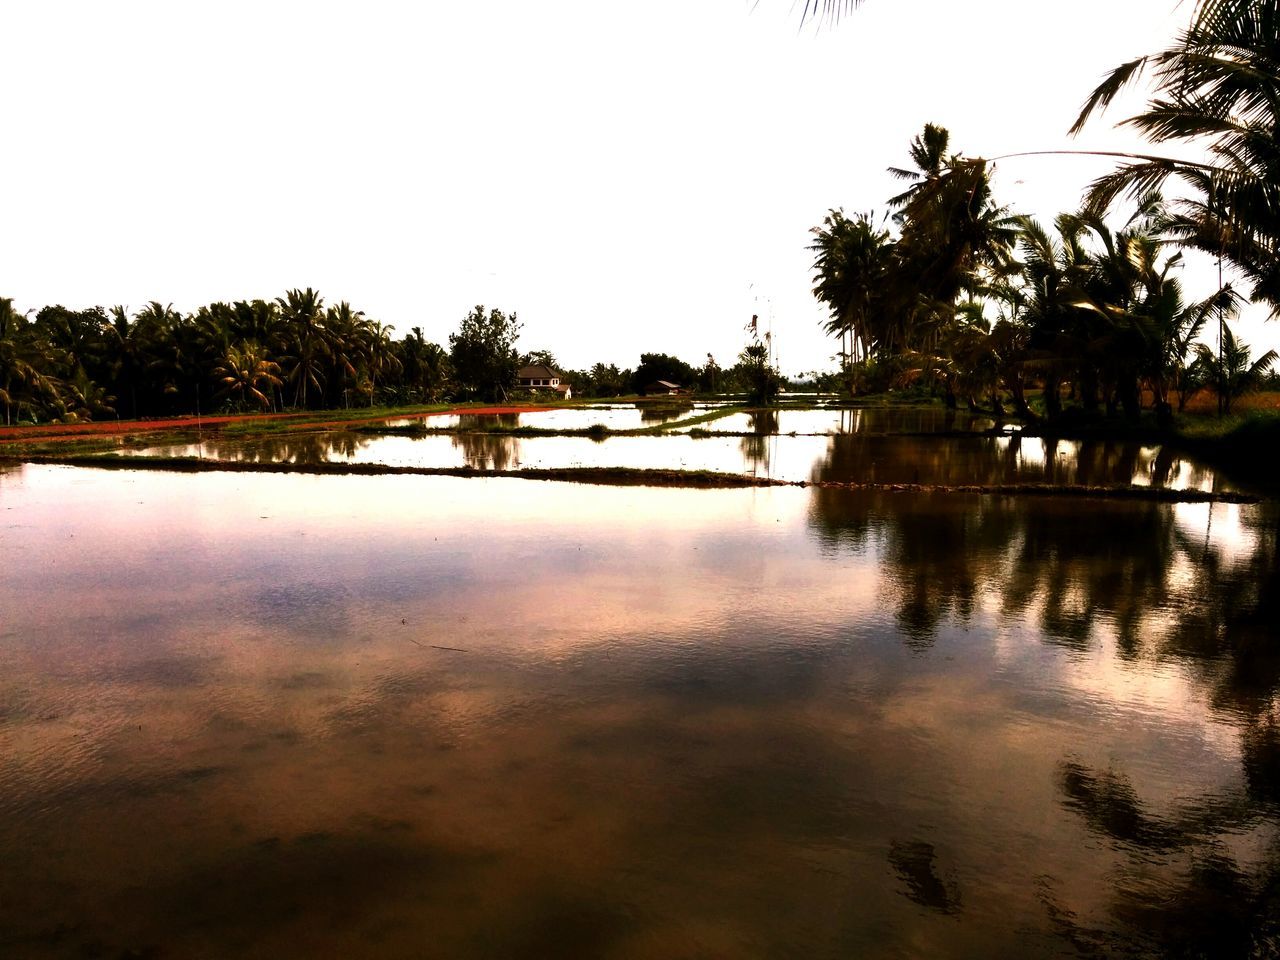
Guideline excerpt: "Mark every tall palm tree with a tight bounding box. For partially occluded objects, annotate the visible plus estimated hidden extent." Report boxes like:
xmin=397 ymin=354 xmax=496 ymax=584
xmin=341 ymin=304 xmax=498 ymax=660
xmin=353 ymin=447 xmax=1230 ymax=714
xmin=277 ymin=287 xmax=328 ymax=408
xmin=362 ymin=319 xmax=401 ymax=406
xmin=0 ymin=297 xmax=60 ymax=424
xmin=324 ymin=300 xmax=365 ymax=407
xmin=809 ymin=209 xmax=893 ymax=370
xmin=1072 ymin=0 xmax=1280 ymax=311
xmin=1016 ymin=214 xmax=1095 ymax=418
xmin=888 ymin=123 xmax=952 ymax=210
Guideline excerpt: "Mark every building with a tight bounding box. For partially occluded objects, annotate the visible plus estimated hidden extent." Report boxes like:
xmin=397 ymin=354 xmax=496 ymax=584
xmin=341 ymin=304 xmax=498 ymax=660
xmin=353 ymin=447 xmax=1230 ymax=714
xmin=517 ymin=364 xmax=572 ymax=399
xmin=643 ymin=380 xmax=685 ymax=396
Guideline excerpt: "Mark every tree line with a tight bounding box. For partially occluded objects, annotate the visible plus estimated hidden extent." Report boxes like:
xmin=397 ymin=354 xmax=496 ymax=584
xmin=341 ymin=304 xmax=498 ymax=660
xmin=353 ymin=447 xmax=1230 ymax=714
xmin=0 ymin=289 xmax=781 ymax=425
xmin=809 ymin=0 xmax=1278 ymax=423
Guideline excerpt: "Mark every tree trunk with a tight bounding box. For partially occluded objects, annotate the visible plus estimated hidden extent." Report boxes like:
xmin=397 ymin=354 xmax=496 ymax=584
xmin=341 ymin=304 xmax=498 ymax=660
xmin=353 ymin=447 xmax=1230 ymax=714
xmin=1079 ymin=366 xmax=1099 ymax=414
xmin=1044 ymin=375 xmax=1062 ymax=419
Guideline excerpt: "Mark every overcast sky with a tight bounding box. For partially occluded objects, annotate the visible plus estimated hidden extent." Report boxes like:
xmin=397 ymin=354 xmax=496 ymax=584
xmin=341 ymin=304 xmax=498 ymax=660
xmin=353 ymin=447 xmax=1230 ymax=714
xmin=3 ymin=0 xmax=1273 ymax=374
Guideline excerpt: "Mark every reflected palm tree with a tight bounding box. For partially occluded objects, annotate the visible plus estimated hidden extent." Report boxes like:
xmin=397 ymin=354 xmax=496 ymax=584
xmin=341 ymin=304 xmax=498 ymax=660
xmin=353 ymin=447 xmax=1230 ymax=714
xmin=807 ymin=470 xmax=1280 ymax=951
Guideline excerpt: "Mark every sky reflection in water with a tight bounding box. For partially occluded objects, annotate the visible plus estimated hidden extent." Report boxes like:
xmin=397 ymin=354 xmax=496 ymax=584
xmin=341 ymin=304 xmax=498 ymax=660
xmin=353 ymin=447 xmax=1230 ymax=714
xmin=1 ymin=462 xmax=1277 ymax=958
xmin=121 ymin=405 xmax=1237 ymax=493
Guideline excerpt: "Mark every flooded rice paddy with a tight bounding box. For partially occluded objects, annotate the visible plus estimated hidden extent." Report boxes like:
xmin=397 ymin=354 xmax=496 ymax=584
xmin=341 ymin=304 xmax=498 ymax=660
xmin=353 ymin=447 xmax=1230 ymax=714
xmin=2 ymin=406 xmax=1277 ymax=957
xmin=115 ymin=404 xmax=1231 ymax=492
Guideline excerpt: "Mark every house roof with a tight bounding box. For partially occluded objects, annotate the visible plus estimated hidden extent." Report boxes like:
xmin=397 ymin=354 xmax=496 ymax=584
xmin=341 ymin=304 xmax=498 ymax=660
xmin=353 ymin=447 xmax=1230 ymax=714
xmin=647 ymin=380 xmax=682 ymax=389
xmin=517 ymin=364 xmax=559 ymax=379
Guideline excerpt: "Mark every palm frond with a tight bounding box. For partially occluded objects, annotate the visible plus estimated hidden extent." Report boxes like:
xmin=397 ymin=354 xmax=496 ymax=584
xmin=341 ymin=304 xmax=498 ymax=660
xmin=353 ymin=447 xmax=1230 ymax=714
xmin=1070 ymin=57 xmax=1151 ymax=136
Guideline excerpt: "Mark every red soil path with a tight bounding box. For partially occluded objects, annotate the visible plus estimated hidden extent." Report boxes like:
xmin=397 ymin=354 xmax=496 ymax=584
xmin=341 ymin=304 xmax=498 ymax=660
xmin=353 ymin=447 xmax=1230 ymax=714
xmin=0 ymin=405 xmax=554 ymax=445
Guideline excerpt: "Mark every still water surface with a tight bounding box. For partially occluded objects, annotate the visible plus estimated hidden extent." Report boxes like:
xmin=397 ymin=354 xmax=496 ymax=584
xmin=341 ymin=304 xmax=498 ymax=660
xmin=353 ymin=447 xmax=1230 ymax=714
xmin=2 ymin=457 xmax=1277 ymax=957
xmin=119 ymin=408 xmax=1234 ymax=493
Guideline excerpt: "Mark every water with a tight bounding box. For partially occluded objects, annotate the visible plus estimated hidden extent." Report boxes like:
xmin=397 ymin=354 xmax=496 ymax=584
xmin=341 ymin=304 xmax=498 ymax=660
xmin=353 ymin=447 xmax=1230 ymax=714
xmin=1 ymin=454 xmax=1277 ymax=957
xmin=116 ymin=412 xmax=1236 ymax=492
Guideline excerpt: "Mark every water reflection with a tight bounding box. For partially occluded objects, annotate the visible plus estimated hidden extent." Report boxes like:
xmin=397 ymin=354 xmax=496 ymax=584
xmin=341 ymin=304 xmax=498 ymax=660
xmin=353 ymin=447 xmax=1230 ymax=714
xmin=1 ymin=465 xmax=1277 ymax=957
xmin=120 ymin=423 xmax=1237 ymax=494
xmin=638 ymin=401 xmax=693 ymax=424
xmin=807 ymin=478 xmax=1280 ymax=953
xmin=738 ymin=410 xmax=780 ymax=475
xmin=451 ymin=414 xmax=522 ymax=470
xmin=812 ymin=432 xmax=1231 ymax=491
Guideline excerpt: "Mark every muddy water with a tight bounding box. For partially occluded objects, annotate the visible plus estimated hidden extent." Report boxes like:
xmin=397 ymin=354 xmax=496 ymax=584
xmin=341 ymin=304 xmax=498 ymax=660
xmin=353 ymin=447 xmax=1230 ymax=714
xmin=1 ymin=460 xmax=1277 ymax=958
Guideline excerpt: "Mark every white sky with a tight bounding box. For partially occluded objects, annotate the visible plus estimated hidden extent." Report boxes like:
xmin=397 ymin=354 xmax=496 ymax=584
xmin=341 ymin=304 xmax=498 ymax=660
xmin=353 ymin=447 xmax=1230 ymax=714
xmin=3 ymin=0 xmax=1274 ymax=375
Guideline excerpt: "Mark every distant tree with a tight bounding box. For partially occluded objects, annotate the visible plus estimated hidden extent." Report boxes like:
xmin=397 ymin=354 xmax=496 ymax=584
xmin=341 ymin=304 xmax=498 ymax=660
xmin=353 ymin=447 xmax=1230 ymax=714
xmin=0 ymin=297 xmax=60 ymax=424
xmin=448 ymin=305 xmax=521 ymax=401
xmin=521 ymin=349 xmax=558 ymax=370
xmin=633 ymin=353 xmax=697 ymax=393
xmin=1196 ymin=324 xmax=1278 ymax=415
xmin=577 ymin=362 xmax=629 ymax=397
xmin=699 ymin=353 xmax=722 ymax=393
xmin=737 ymin=317 xmax=783 ymax=403
xmin=277 ymin=287 xmax=328 ymax=408
xmin=393 ymin=327 xmax=451 ymax=403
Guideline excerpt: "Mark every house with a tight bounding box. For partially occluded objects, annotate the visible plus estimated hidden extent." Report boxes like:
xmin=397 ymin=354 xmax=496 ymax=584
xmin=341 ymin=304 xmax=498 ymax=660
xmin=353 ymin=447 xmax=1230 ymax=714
xmin=643 ymin=380 xmax=685 ymax=396
xmin=517 ymin=364 xmax=572 ymax=399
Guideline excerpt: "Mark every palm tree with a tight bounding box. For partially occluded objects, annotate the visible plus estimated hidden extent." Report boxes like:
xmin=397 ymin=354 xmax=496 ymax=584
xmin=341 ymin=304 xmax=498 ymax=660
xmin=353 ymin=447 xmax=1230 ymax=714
xmin=1016 ymin=214 xmax=1095 ymax=418
xmin=277 ymin=287 xmax=328 ymax=408
xmin=1195 ymin=323 xmax=1277 ymax=414
xmin=1072 ymin=0 xmax=1280 ymax=311
xmin=0 ymin=297 xmax=60 ymax=424
xmin=362 ymin=319 xmax=401 ymax=406
xmin=809 ymin=209 xmax=893 ymax=375
xmin=214 ymin=342 xmax=283 ymax=411
xmin=888 ymin=123 xmax=952 ymax=210
xmin=324 ymin=300 xmax=365 ymax=407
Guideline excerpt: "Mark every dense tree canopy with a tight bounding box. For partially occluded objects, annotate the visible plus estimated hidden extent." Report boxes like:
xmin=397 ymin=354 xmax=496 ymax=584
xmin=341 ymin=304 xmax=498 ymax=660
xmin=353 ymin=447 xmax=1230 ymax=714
xmin=448 ymin=305 xmax=522 ymax=402
xmin=810 ymin=0 xmax=1280 ymax=421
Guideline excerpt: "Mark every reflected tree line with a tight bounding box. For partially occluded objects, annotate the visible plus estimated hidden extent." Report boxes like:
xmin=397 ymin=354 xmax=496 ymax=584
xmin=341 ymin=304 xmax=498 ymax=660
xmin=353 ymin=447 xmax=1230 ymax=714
xmin=809 ymin=474 xmax=1280 ymax=954
xmin=812 ymin=429 xmax=1219 ymax=493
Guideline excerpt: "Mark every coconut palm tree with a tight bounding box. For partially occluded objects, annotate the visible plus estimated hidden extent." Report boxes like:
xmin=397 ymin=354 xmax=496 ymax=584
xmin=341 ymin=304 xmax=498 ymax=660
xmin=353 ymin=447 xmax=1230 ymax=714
xmin=0 ymin=297 xmax=61 ymax=424
xmin=809 ymin=209 xmax=893 ymax=372
xmin=214 ymin=341 xmax=283 ymax=411
xmin=1195 ymin=323 xmax=1277 ymax=414
xmin=888 ymin=123 xmax=952 ymax=211
xmin=277 ymin=287 xmax=328 ymax=408
xmin=1016 ymin=214 xmax=1096 ymax=418
xmin=1072 ymin=0 xmax=1280 ymax=311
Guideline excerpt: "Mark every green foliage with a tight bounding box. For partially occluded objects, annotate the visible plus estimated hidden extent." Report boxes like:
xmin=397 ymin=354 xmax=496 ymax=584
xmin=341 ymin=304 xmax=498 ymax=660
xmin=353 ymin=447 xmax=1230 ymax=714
xmin=1073 ymin=0 xmax=1280 ymax=312
xmin=1195 ymin=324 xmax=1278 ymax=414
xmin=521 ymin=349 xmax=558 ymax=369
xmin=738 ymin=320 xmax=783 ymax=403
xmin=809 ymin=114 xmax=1270 ymax=427
xmin=633 ymin=353 xmax=697 ymax=394
xmin=448 ymin=305 xmax=521 ymax=402
xmin=0 ymin=290 xmax=445 ymax=423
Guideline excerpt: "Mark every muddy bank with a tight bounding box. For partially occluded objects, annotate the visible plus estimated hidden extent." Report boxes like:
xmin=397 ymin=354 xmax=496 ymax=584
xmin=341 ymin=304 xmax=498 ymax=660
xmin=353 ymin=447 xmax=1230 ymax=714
xmin=15 ymin=455 xmax=787 ymax=488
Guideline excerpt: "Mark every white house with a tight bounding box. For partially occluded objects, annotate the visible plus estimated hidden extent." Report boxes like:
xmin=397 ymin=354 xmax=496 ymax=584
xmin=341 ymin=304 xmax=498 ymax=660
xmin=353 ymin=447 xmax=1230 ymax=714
xmin=517 ymin=364 xmax=572 ymax=398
